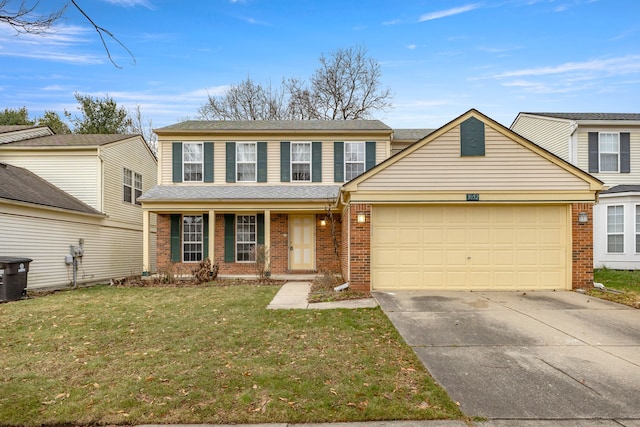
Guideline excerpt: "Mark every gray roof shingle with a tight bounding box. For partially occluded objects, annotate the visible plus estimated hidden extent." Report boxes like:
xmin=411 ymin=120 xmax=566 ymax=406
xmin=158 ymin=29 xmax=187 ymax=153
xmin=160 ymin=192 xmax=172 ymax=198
xmin=139 ymin=185 xmax=341 ymax=201
xmin=393 ymin=128 xmax=435 ymax=142
xmin=155 ymin=120 xmax=392 ymax=133
xmin=0 ymin=162 xmax=103 ymax=215
xmin=524 ymin=113 xmax=640 ymax=121
xmin=0 ymin=133 xmax=135 ymax=147
xmin=601 ymin=185 xmax=640 ymax=194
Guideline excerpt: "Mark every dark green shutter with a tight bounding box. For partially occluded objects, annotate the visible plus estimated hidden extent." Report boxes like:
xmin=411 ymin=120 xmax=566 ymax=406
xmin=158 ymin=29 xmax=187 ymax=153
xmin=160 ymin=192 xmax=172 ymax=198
xmin=204 ymin=142 xmax=214 ymax=182
xmin=224 ymin=214 xmax=235 ymax=262
xmin=312 ymin=141 xmax=322 ymax=182
xmin=460 ymin=117 xmax=485 ymax=156
xmin=257 ymin=141 xmax=267 ymax=182
xmin=226 ymin=142 xmax=236 ymax=183
xmin=621 ymin=132 xmax=631 ymax=173
xmin=588 ymin=132 xmax=599 ymax=173
xmin=203 ymin=214 xmax=209 ymax=259
xmin=365 ymin=141 xmax=376 ymax=171
xmin=280 ymin=142 xmax=290 ymax=182
xmin=170 ymin=214 xmax=181 ymax=263
xmin=257 ymin=213 xmax=265 ymax=245
xmin=334 ymin=141 xmax=344 ymax=182
xmin=172 ymin=142 xmax=182 ymax=183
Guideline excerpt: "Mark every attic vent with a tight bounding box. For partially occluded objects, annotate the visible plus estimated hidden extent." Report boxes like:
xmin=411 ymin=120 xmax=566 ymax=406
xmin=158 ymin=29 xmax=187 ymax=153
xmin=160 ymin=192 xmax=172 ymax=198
xmin=460 ymin=117 xmax=485 ymax=156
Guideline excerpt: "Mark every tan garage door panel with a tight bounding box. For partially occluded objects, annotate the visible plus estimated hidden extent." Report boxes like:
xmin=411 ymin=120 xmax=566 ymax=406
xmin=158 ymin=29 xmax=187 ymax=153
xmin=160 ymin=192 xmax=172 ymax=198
xmin=371 ymin=205 xmax=569 ymax=290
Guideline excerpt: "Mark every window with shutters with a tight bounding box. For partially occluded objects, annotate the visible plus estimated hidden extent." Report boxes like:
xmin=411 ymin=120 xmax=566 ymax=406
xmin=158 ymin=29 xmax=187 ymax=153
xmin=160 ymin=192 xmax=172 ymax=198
xmin=345 ymin=142 xmax=365 ymax=181
xmin=599 ymin=133 xmax=619 ymax=172
xmin=183 ymin=142 xmax=203 ymax=182
xmin=237 ymin=142 xmax=257 ymax=182
xmin=291 ymin=142 xmax=311 ymax=181
xmin=236 ymin=215 xmax=256 ymax=262
xmin=607 ymin=205 xmax=624 ymax=253
xmin=183 ymin=215 xmax=203 ymax=262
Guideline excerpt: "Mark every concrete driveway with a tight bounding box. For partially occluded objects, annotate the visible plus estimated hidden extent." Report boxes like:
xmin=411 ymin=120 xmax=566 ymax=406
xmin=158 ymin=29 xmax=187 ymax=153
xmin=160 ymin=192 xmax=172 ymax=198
xmin=374 ymin=290 xmax=640 ymax=422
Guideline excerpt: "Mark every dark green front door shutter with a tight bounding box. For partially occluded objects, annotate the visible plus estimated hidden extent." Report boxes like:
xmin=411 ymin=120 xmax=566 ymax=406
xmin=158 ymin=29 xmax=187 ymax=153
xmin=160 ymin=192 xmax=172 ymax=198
xmin=257 ymin=213 xmax=265 ymax=245
xmin=257 ymin=141 xmax=267 ymax=182
xmin=203 ymin=214 xmax=209 ymax=259
xmin=312 ymin=141 xmax=322 ymax=182
xmin=226 ymin=142 xmax=236 ymax=183
xmin=172 ymin=142 xmax=182 ymax=183
xmin=204 ymin=142 xmax=214 ymax=182
xmin=170 ymin=214 xmax=181 ymax=263
xmin=334 ymin=141 xmax=344 ymax=182
xmin=365 ymin=141 xmax=376 ymax=171
xmin=280 ymin=142 xmax=290 ymax=182
xmin=224 ymin=214 xmax=235 ymax=262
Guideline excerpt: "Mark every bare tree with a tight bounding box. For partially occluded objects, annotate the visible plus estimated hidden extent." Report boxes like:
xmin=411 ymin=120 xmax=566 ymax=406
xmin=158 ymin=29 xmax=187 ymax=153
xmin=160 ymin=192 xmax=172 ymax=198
xmin=199 ymin=46 xmax=393 ymax=121
xmin=129 ymin=104 xmax=157 ymax=155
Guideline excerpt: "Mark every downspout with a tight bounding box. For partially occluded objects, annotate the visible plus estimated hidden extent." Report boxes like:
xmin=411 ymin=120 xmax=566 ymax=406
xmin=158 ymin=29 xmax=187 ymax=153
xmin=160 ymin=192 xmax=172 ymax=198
xmin=569 ymin=120 xmax=578 ymax=165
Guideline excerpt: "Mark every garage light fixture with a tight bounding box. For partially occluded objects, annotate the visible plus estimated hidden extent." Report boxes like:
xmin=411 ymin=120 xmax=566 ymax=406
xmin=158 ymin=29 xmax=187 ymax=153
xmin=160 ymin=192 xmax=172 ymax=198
xmin=357 ymin=213 xmax=367 ymax=223
xmin=320 ymin=219 xmax=327 ymax=227
xmin=578 ymin=212 xmax=588 ymax=224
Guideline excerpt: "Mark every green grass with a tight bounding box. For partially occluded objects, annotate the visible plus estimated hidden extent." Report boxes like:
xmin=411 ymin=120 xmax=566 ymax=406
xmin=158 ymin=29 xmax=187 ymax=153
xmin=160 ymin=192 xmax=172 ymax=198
xmin=590 ymin=268 xmax=640 ymax=308
xmin=0 ymin=284 xmax=464 ymax=426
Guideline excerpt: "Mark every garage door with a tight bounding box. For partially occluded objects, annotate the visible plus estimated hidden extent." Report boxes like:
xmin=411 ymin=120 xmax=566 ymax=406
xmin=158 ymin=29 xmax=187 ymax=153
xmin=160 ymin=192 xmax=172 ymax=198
xmin=371 ymin=205 xmax=569 ymax=290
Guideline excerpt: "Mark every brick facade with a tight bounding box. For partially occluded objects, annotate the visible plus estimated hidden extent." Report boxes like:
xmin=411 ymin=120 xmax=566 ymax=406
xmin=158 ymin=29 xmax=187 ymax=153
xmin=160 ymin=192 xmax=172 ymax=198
xmin=156 ymin=212 xmax=341 ymax=276
xmin=571 ymin=203 xmax=594 ymax=289
xmin=344 ymin=203 xmax=371 ymax=292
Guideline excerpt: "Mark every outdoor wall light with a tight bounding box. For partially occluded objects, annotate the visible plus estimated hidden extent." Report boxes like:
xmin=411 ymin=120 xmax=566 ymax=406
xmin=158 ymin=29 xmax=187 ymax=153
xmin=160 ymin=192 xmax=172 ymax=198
xmin=320 ymin=219 xmax=327 ymax=227
xmin=357 ymin=213 xmax=367 ymax=224
xmin=578 ymin=212 xmax=588 ymax=224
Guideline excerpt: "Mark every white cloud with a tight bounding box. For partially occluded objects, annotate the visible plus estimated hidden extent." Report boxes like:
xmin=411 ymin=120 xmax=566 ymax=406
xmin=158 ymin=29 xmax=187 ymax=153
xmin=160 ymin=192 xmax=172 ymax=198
xmin=418 ymin=3 xmax=482 ymax=22
xmin=102 ymin=0 xmax=154 ymax=8
xmin=407 ymin=44 xmax=417 ymax=50
xmin=493 ymin=55 xmax=640 ymax=79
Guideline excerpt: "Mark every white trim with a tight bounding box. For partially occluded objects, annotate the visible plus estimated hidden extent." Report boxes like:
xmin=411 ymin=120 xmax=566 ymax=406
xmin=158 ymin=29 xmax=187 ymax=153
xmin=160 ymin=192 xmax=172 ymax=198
xmin=182 ymin=142 xmax=204 ymax=182
xmin=344 ymin=141 xmax=365 ymax=181
xmin=236 ymin=142 xmax=257 ymax=183
xmin=182 ymin=214 xmax=203 ymax=263
xmin=606 ymin=204 xmax=624 ymax=254
xmin=290 ymin=141 xmax=312 ymax=182
xmin=236 ymin=213 xmax=257 ymax=262
xmin=598 ymin=132 xmax=620 ymax=173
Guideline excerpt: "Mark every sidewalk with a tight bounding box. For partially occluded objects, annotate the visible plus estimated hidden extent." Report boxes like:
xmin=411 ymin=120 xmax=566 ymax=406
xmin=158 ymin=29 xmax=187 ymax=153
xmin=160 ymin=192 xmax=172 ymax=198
xmin=266 ymin=281 xmax=378 ymax=309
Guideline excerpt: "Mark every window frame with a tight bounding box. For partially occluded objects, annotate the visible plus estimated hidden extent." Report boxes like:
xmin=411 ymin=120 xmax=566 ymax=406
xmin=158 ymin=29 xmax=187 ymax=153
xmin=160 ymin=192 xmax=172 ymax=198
xmin=607 ymin=205 xmax=624 ymax=254
xmin=344 ymin=141 xmax=365 ymax=181
xmin=182 ymin=215 xmax=203 ymax=263
xmin=599 ymin=132 xmax=620 ymax=173
xmin=291 ymin=141 xmax=312 ymax=182
xmin=123 ymin=167 xmax=133 ymax=204
xmin=236 ymin=142 xmax=257 ymax=182
xmin=236 ymin=214 xmax=256 ymax=262
xmin=183 ymin=142 xmax=204 ymax=182
xmin=134 ymin=172 xmax=142 ymax=206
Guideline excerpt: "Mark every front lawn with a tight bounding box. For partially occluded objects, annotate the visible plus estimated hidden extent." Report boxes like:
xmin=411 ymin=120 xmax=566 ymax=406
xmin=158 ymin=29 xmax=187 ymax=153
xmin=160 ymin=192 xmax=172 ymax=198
xmin=589 ymin=268 xmax=640 ymax=308
xmin=0 ymin=284 xmax=463 ymax=426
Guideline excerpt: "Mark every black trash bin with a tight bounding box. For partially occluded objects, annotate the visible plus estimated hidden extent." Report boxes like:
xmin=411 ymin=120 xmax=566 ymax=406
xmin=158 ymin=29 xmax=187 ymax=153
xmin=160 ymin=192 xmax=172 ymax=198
xmin=0 ymin=257 xmax=32 ymax=302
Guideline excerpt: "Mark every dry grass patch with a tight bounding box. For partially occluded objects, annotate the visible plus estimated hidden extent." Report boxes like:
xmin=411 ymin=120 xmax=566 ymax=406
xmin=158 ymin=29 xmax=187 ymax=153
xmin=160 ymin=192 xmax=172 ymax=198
xmin=588 ymin=268 xmax=640 ymax=308
xmin=308 ymin=272 xmax=371 ymax=303
xmin=0 ymin=284 xmax=463 ymax=426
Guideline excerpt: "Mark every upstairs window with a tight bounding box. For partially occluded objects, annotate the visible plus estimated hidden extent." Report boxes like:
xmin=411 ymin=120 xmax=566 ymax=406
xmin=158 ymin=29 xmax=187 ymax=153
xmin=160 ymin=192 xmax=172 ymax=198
xmin=345 ymin=142 xmax=365 ymax=181
xmin=134 ymin=172 xmax=142 ymax=205
xmin=183 ymin=142 xmax=203 ymax=182
xmin=607 ymin=205 xmax=624 ymax=253
xmin=237 ymin=142 xmax=257 ymax=182
xmin=123 ymin=168 xmax=142 ymax=205
xmin=599 ymin=133 xmax=619 ymax=172
xmin=291 ymin=142 xmax=311 ymax=181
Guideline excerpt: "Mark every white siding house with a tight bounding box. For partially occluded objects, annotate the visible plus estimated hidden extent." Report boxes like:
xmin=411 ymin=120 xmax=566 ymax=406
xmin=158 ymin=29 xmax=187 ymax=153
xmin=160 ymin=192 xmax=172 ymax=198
xmin=0 ymin=126 xmax=158 ymax=289
xmin=512 ymin=113 xmax=640 ymax=269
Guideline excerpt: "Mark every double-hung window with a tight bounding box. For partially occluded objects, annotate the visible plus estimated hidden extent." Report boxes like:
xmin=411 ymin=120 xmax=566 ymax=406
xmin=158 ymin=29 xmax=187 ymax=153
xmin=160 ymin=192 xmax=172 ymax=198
xmin=183 ymin=142 xmax=203 ymax=182
xmin=607 ymin=205 xmax=624 ymax=253
xmin=183 ymin=215 xmax=203 ymax=262
xmin=345 ymin=142 xmax=365 ymax=181
xmin=291 ymin=142 xmax=311 ymax=181
xmin=236 ymin=215 xmax=256 ymax=261
xmin=237 ymin=142 xmax=257 ymax=182
xmin=599 ymin=133 xmax=620 ymax=172
xmin=123 ymin=168 xmax=142 ymax=205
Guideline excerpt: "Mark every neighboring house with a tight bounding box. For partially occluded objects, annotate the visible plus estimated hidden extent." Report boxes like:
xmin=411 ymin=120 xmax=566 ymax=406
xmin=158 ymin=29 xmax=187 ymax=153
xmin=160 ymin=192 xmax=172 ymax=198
xmin=391 ymin=128 xmax=435 ymax=155
xmin=511 ymin=113 xmax=640 ymax=269
xmin=141 ymin=109 xmax=602 ymax=291
xmin=0 ymin=125 xmax=158 ymax=289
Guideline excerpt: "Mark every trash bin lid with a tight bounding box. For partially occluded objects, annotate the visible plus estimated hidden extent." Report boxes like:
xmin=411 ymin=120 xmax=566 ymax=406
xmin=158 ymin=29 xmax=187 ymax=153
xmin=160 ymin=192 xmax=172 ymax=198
xmin=0 ymin=257 xmax=33 ymax=267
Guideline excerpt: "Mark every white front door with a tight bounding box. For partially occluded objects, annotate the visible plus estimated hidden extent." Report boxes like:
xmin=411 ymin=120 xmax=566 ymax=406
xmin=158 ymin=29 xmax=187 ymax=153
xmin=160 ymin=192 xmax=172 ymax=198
xmin=289 ymin=215 xmax=315 ymax=270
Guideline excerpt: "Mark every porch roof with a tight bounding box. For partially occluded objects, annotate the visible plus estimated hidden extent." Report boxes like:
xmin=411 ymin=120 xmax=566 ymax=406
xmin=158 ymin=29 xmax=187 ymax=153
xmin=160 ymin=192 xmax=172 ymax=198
xmin=139 ymin=184 xmax=341 ymax=202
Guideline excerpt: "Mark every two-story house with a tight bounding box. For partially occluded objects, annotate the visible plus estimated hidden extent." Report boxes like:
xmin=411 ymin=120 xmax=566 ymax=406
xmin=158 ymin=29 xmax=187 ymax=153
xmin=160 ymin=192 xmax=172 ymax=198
xmin=141 ymin=110 xmax=602 ymax=291
xmin=511 ymin=113 xmax=640 ymax=270
xmin=0 ymin=125 xmax=158 ymax=289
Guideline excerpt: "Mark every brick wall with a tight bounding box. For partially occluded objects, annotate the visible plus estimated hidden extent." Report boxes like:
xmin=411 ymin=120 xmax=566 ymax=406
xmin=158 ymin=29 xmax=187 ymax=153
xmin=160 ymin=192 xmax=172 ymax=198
xmin=572 ymin=203 xmax=594 ymax=289
xmin=346 ymin=203 xmax=371 ymax=291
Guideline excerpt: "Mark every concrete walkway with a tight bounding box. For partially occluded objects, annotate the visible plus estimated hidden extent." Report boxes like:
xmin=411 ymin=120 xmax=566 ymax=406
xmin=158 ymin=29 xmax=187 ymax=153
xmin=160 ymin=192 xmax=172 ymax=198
xmin=266 ymin=281 xmax=378 ymax=309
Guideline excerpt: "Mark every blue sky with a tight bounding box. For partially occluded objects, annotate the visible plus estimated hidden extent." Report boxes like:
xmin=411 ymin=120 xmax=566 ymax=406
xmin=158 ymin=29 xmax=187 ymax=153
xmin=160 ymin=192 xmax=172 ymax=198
xmin=1 ymin=0 xmax=639 ymax=130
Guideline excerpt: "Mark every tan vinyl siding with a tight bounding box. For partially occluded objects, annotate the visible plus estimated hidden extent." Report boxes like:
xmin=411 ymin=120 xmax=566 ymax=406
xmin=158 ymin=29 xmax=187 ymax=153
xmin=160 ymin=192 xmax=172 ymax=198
xmin=0 ymin=152 xmax=100 ymax=208
xmin=160 ymin=141 xmax=173 ymax=185
xmin=358 ymin=126 xmax=590 ymax=191
xmin=576 ymin=129 xmax=640 ymax=186
xmin=511 ymin=116 xmax=572 ymax=161
xmin=0 ymin=203 xmax=152 ymax=289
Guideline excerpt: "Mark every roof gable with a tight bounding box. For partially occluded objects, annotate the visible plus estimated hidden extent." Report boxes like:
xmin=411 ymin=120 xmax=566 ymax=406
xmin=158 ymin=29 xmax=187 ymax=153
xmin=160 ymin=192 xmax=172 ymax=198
xmin=345 ymin=109 xmax=603 ymax=193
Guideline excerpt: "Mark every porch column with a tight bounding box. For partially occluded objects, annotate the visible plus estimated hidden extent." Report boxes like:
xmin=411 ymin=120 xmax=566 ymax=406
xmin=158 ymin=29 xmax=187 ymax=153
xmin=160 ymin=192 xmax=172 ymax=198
xmin=142 ymin=209 xmax=150 ymax=276
xmin=264 ymin=210 xmax=271 ymax=273
xmin=208 ymin=210 xmax=215 ymax=268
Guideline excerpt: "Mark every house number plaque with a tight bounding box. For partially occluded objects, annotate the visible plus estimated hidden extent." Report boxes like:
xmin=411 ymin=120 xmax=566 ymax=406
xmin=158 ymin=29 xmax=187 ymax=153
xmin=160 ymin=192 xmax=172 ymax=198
xmin=466 ymin=193 xmax=480 ymax=201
